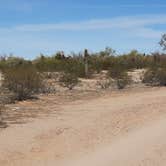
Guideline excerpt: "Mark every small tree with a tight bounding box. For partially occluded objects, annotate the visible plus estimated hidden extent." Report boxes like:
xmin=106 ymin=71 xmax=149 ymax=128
xmin=59 ymin=72 xmax=79 ymax=90
xmin=159 ymin=34 xmax=166 ymax=50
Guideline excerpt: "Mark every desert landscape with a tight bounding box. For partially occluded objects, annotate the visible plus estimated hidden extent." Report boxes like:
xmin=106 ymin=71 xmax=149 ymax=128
xmin=0 ymin=67 xmax=166 ymax=166
xmin=1 ymin=1 xmax=166 ymax=165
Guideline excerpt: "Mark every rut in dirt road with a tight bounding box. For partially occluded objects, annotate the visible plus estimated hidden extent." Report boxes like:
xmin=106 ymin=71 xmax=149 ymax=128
xmin=0 ymin=87 xmax=166 ymax=166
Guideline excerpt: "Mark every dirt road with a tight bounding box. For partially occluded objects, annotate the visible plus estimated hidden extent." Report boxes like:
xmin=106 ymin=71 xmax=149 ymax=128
xmin=1 ymin=87 xmax=166 ymax=166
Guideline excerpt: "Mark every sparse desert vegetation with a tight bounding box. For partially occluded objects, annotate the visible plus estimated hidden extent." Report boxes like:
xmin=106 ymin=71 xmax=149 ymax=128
xmin=0 ymin=41 xmax=166 ymax=127
xmin=0 ymin=46 xmax=166 ymax=97
xmin=0 ymin=44 xmax=166 ymax=104
xmin=0 ymin=30 xmax=166 ymax=166
xmin=0 ymin=43 xmax=165 ymax=140
xmin=1 ymin=1 xmax=166 ymax=165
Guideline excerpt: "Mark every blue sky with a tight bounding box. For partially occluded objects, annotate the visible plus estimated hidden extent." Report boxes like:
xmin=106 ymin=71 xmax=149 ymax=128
xmin=0 ymin=0 xmax=166 ymax=59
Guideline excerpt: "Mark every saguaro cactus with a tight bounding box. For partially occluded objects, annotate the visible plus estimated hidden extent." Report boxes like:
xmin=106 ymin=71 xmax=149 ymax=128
xmin=84 ymin=49 xmax=89 ymax=78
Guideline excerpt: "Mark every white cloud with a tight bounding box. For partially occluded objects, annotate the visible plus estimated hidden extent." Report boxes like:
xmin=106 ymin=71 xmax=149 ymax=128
xmin=15 ymin=15 xmax=166 ymax=30
xmin=0 ymin=14 xmax=165 ymax=58
xmin=132 ymin=28 xmax=162 ymax=38
xmin=13 ymin=14 xmax=165 ymax=37
xmin=50 ymin=4 xmax=166 ymax=9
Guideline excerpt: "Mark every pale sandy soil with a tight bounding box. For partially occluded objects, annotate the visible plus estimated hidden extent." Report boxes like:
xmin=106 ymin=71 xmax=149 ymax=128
xmin=1 ymin=87 xmax=166 ymax=165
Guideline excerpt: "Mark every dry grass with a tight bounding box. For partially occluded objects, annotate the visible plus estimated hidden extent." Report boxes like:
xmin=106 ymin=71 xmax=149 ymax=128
xmin=0 ymin=103 xmax=7 ymax=128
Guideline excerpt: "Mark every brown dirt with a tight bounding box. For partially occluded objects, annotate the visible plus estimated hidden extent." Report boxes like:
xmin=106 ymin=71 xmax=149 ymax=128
xmin=0 ymin=87 xmax=166 ymax=165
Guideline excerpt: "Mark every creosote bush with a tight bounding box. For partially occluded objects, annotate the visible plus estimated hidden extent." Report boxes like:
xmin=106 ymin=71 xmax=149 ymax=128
xmin=108 ymin=66 xmax=126 ymax=79
xmin=2 ymin=65 xmax=42 ymax=100
xmin=143 ymin=67 xmax=166 ymax=86
xmin=116 ymin=72 xmax=131 ymax=89
xmin=34 ymin=55 xmax=86 ymax=78
xmin=59 ymin=72 xmax=79 ymax=90
xmin=108 ymin=66 xmax=131 ymax=89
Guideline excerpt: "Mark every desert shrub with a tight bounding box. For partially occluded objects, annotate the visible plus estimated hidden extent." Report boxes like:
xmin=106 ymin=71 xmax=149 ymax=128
xmin=123 ymin=50 xmax=146 ymax=69
xmin=59 ymin=72 xmax=79 ymax=90
xmin=32 ymin=50 xmax=166 ymax=77
xmin=108 ymin=67 xmax=131 ymax=89
xmin=34 ymin=55 xmax=86 ymax=78
xmin=5 ymin=56 xmax=31 ymax=67
xmin=88 ymin=55 xmax=102 ymax=73
xmin=116 ymin=72 xmax=131 ymax=89
xmin=0 ymin=56 xmax=31 ymax=70
xmin=2 ymin=65 xmax=42 ymax=100
xmin=0 ymin=104 xmax=3 ymax=124
xmin=108 ymin=65 xmax=127 ymax=79
xmin=62 ymin=59 xmax=86 ymax=78
xmin=2 ymin=50 xmax=166 ymax=83
xmin=33 ymin=55 xmax=63 ymax=72
xmin=143 ymin=67 xmax=166 ymax=86
xmin=0 ymin=87 xmax=16 ymax=104
xmin=157 ymin=68 xmax=166 ymax=85
xmin=40 ymin=85 xmax=57 ymax=94
xmin=0 ymin=100 xmax=7 ymax=128
xmin=143 ymin=68 xmax=157 ymax=85
xmin=0 ymin=103 xmax=7 ymax=128
xmin=97 ymin=79 xmax=112 ymax=89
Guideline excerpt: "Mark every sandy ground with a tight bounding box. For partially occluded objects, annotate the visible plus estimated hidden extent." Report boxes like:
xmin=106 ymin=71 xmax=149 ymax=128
xmin=1 ymin=87 xmax=166 ymax=165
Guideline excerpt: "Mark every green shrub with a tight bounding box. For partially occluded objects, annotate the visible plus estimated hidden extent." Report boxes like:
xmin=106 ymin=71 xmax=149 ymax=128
xmin=2 ymin=66 xmax=42 ymax=100
xmin=63 ymin=59 xmax=86 ymax=78
xmin=157 ymin=68 xmax=166 ymax=85
xmin=59 ymin=72 xmax=79 ymax=90
xmin=34 ymin=55 xmax=86 ymax=78
xmin=143 ymin=67 xmax=166 ymax=86
xmin=116 ymin=72 xmax=131 ymax=89
xmin=0 ymin=56 xmax=31 ymax=70
xmin=2 ymin=50 xmax=166 ymax=83
xmin=108 ymin=67 xmax=131 ymax=89
xmin=143 ymin=68 xmax=157 ymax=85
xmin=0 ymin=103 xmax=7 ymax=128
xmin=108 ymin=66 xmax=126 ymax=79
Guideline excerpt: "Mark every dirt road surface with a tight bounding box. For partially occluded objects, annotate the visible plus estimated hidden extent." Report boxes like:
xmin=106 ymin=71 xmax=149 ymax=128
xmin=1 ymin=87 xmax=166 ymax=166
